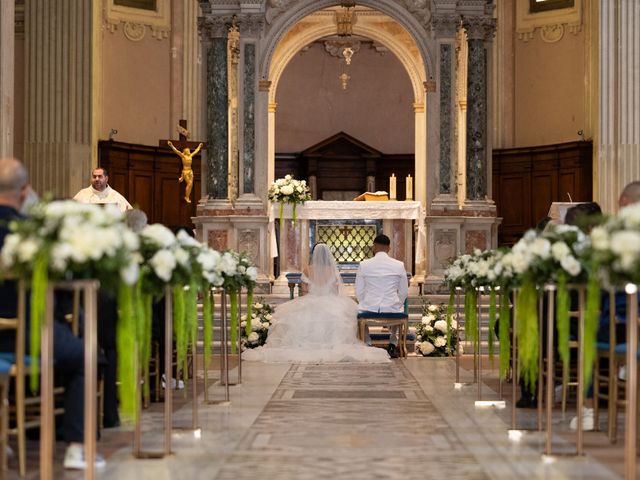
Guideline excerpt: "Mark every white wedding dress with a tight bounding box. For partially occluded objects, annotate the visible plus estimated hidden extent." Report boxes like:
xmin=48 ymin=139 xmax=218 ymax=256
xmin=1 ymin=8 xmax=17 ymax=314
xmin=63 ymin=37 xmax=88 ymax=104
xmin=243 ymin=244 xmax=390 ymax=364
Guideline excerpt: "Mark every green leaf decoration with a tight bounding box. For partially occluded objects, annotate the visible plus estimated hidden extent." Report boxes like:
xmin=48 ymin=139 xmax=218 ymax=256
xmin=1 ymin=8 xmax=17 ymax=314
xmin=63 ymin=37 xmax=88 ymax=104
xmin=499 ymin=287 xmax=511 ymax=380
xmin=29 ymin=254 xmax=48 ymax=393
xmin=137 ymin=283 xmax=152 ymax=402
xmin=292 ymin=203 xmax=298 ymax=226
xmin=230 ymin=290 xmax=238 ymax=354
xmin=245 ymin=287 xmax=254 ymax=337
xmin=173 ymin=286 xmax=186 ymax=380
xmin=446 ymin=288 xmax=455 ymax=347
xmin=488 ymin=288 xmax=497 ymax=359
xmin=117 ymin=282 xmax=137 ymax=420
xmin=516 ymin=279 xmax=539 ymax=392
xmin=555 ymin=272 xmax=570 ymax=371
xmin=279 ymin=203 xmax=284 ymax=232
xmin=464 ymin=289 xmax=478 ymax=349
xmin=183 ymin=280 xmax=199 ymax=392
xmin=202 ymin=282 xmax=213 ymax=371
xmin=583 ymin=271 xmax=601 ymax=393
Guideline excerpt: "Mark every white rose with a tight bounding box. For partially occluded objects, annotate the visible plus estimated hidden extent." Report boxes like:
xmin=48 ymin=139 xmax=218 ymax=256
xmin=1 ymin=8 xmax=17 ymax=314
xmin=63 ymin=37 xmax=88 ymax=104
xmin=141 ymin=224 xmax=176 ymax=248
xmin=174 ymin=247 xmax=190 ymax=267
xmin=434 ymin=336 xmax=447 ymax=348
xmin=276 ymin=179 xmax=285 ymax=186
xmin=434 ymin=320 xmax=448 ymax=333
xmin=560 ymin=255 xmax=582 ymax=277
xmin=280 ymin=185 xmax=294 ymax=196
xmin=254 ymin=303 xmax=263 ymax=309
xmin=419 ymin=341 xmax=435 ymax=355
xmin=265 ymin=314 xmax=273 ymax=320
xmin=284 ymin=174 xmax=292 ymax=181
xmin=240 ymin=321 xmax=247 ymax=328
xmin=176 ymin=229 xmax=200 ymax=248
xmin=248 ymin=332 xmax=259 ymax=343
xmin=262 ymin=321 xmax=270 ymax=328
xmin=551 ymin=241 xmax=571 ymax=261
xmin=530 ymin=238 xmax=551 ymax=259
xmin=428 ymin=304 xmax=439 ymax=312
xmin=252 ymin=321 xmax=263 ymax=331
xmin=17 ymin=238 xmax=40 ymax=263
xmin=425 ymin=325 xmax=434 ymax=333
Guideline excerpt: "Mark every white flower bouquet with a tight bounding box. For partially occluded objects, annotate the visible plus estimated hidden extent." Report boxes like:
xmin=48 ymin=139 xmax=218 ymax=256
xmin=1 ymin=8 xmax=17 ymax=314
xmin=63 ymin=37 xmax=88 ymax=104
xmin=240 ymin=300 xmax=274 ymax=349
xmin=0 ymin=200 xmax=140 ymax=394
xmin=414 ymin=301 xmax=458 ymax=357
xmin=268 ymin=174 xmax=311 ymax=227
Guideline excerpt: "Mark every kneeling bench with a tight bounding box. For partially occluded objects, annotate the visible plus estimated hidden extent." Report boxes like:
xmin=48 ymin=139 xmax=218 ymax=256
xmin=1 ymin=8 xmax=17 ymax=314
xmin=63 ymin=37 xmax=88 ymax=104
xmin=357 ymin=312 xmax=409 ymax=358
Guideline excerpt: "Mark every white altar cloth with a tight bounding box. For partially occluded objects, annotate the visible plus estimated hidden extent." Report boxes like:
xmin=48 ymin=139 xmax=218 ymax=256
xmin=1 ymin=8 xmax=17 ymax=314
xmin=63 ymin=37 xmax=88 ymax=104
xmin=269 ymin=201 xmax=426 ymax=264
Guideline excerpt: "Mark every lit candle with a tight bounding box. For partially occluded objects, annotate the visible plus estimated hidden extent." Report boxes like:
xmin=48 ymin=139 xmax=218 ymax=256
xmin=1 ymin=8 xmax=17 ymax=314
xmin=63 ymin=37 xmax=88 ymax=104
xmin=406 ymin=174 xmax=413 ymax=201
xmin=389 ymin=174 xmax=396 ymax=200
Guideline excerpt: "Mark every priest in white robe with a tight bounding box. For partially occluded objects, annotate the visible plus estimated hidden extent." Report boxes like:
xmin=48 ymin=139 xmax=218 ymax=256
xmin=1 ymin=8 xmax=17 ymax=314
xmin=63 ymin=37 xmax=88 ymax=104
xmin=73 ymin=167 xmax=131 ymax=212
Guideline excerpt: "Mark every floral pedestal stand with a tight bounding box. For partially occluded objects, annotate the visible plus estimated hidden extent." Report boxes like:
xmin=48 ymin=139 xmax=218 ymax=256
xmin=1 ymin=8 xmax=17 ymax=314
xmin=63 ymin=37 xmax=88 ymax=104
xmin=204 ymin=288 xmax=230 ymax=405
xmin=454 ymin=287 xmax=474 ymax=390
xmin=40 ymin=280 xmax=100 ymax=480
xmin=134 ymin=286 xmax=174 ymax=458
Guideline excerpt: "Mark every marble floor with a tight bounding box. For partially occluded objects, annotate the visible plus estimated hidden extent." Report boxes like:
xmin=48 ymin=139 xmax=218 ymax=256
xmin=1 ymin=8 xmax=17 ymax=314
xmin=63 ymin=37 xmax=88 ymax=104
xmin=4 ymin=357 xmax=631 ymax=479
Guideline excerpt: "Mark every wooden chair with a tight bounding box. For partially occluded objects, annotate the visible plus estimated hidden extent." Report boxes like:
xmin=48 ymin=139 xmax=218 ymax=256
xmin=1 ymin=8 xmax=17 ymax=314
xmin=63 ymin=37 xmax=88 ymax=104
xmin=0 ymin=359 xmax=10 ymax=472
xmin=357 ymin=314 xmax=409 ymax=357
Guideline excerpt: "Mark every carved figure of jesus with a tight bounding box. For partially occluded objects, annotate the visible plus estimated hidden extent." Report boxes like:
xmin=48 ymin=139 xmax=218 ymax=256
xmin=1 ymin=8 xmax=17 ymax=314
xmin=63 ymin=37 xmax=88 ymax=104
xmin=167 ymin=140 xmax=203 ymax=203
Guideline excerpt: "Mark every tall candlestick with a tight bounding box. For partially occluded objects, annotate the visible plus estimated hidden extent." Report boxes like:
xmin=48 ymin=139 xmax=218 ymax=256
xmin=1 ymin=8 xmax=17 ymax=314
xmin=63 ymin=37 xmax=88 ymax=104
xmin=389 ymin=174 xmax=396 ymax=200
xmin=406 ymin=174 xmax=413 ymax=201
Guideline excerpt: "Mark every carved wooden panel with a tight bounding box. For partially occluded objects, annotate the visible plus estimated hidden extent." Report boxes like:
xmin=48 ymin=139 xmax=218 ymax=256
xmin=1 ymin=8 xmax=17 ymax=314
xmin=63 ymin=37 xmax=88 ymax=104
xmin=493 ymin=141 xmax=592 ymax=245
xmin=98 ymin=140 xmax=201 ymax=230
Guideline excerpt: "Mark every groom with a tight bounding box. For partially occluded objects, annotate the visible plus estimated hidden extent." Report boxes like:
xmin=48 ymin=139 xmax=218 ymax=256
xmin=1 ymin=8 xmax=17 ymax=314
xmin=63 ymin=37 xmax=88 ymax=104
xmin=355 ymin=234 xmax=409 ymax=358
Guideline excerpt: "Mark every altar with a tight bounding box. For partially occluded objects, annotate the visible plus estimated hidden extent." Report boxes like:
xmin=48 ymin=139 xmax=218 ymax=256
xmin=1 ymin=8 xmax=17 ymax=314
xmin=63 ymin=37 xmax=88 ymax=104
xmin=271 ymin=201 xmax=426 ymax=293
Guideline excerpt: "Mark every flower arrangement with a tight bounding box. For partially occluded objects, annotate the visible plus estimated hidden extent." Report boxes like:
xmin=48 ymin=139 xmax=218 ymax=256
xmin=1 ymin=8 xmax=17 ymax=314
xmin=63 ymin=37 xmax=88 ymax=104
xmin=240 ymin=300 xmax=274 ymax=349
xmin=414 ymin=301 xmax=459 ymax=357
xmin=0 ymin=203 xmax=260 ymax=420
xmin=268 ymin=174 xmax=311 ymax=228
xmin=0 ymin=201 xmax=140 ymax=393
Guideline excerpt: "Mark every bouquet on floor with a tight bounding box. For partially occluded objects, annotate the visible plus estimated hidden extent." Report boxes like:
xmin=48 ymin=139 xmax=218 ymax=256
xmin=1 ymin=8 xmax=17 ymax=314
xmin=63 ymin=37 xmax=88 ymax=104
xmin=268 ymin=174 xmax=311 ymax=228
xmin=414 ymin=301 xmax=458 ymax=357
xmin=241 ymin=300 xmax=274 ymax=349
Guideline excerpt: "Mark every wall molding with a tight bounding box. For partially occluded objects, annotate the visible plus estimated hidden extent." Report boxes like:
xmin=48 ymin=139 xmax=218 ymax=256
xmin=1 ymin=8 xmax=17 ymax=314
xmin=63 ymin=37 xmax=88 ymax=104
xmin=516 ymin=0 xmax=582 ymax=43
xmin=105 ymin=0 xmax=171 ymax=41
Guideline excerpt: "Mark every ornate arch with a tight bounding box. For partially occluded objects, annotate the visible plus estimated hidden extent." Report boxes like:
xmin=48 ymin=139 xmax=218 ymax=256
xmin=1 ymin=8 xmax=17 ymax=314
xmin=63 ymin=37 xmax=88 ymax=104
xmin=268 ymin=11 xmax=428 ymax=105
xmin=260 ymin=0 xmax=435 ymax=85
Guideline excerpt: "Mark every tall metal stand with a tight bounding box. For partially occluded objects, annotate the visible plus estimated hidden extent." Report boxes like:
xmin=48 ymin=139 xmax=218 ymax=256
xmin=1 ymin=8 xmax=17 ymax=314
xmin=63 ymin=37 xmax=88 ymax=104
xmin=134 ymin=285 xmax=173 ymax=457
xmin=624 ymin=284 xmax=638 ymax=480
xmin=205 ymin=289 xmax=230 ymax=405
xmin=454 ymin=287 xmax=473 ymax=389
xmin=41 ymin=280 xmax=100 ymax=480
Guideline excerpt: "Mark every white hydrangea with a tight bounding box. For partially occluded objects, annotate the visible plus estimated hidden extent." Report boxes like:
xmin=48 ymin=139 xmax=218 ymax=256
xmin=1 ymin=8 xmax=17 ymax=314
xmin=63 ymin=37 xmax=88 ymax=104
xmin=219 ymin=252 xmax=238 ymax=276
xmin=176 ymin=229 xmax=201 ymax=248
xmin=149 ymin=249 xmax=177 ymax=282
xmin=141 ymin=224 xmax=176 ymax=248
xmin=280 ymin=185 xmax=294 ymax=196
xmin=551 ymin=241 xmax=571 ymax=261
xmin=560 ymin=255 xmax=582 ymax=277
xmin=590 ymin=226 xmax=610 ymax=251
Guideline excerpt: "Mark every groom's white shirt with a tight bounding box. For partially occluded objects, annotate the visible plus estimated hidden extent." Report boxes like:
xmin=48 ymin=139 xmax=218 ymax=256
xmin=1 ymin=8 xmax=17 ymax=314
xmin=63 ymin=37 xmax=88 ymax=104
xmin=355 ymin=252 xmax=408 ymax=313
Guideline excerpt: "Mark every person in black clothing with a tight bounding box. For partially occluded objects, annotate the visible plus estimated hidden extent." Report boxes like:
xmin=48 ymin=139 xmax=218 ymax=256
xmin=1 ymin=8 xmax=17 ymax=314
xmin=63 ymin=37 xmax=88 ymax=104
xmin=0 ymin=158 xmax=103 ymax=469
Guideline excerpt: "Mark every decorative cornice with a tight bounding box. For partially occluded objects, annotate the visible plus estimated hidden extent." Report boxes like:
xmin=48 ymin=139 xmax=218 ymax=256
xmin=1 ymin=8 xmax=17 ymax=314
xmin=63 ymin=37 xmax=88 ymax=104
xmin=430 ymin=13 xmax=460 ymax=38
xmin=462 ymin=16 xmax=496 ymax=41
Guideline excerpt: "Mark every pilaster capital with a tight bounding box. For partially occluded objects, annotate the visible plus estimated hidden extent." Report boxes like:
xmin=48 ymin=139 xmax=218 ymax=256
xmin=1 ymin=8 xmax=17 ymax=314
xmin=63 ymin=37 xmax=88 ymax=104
xmin=462 ymin=16 xmax=496 ymax=41
xmin=199 ymin=13 xmax=265 ymax=39
xmin=431 ymin=13 xmax=460 ymax=38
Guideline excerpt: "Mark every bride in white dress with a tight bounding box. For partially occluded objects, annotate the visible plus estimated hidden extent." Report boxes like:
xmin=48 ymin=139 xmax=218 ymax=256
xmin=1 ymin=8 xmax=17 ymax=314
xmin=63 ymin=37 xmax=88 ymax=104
xmin=243 ymin=243 xmax=390 ymax=363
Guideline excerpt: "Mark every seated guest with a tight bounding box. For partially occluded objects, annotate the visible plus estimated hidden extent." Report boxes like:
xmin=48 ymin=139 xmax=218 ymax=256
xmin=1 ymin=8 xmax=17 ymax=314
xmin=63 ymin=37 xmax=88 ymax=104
xmin=564 ymin=202 xmax=602 ymax=232
xmin=0 ymin=158 xmax=104 ymax=469
xmin=355 ymin=234 xmax=408 ymax=358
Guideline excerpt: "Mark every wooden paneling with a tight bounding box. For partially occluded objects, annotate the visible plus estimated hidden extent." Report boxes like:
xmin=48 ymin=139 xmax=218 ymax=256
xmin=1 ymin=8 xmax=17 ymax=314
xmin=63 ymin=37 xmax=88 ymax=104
xmin=276 ymin=133 xmax=414 ymax=200
xmin=493 ymin=141 xmax=593 ymax=245
xmin=98 ymin=140 xmax=201 ymax=229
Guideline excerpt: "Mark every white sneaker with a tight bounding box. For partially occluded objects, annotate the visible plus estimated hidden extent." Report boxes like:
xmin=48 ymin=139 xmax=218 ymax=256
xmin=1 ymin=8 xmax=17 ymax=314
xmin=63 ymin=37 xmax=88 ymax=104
xmin=63 ymin=444 xmax=106 ymax=470
xmin=619 ymin=366 xmax=626 ymax=381
xmin=161 ymin=374 xmax=185 ymax=390
xmin=569 ymin=407 xmax=594 ymax=431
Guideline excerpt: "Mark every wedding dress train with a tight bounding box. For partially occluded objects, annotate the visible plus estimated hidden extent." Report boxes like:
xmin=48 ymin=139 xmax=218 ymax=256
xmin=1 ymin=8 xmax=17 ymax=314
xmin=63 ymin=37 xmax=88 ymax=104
xmin=243 ymin=245 xmax=390 ymax=364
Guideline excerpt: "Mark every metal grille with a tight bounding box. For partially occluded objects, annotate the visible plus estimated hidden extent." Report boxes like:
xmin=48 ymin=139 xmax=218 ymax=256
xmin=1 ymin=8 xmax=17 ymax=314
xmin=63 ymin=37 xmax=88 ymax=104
xmin=316 ymin=224 xmax=377 ymax=263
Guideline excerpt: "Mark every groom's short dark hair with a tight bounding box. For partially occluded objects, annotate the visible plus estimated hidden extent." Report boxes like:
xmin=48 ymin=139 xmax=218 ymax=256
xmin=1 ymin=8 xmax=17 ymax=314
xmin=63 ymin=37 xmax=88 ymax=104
xmin=373 ymin=234 xmax=390 ymax=246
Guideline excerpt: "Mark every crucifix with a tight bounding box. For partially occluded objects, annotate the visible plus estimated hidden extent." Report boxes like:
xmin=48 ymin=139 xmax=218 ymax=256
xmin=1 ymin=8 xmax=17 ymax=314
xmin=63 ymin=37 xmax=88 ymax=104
xmin=159 ymin=119 xmax=207 ymax=204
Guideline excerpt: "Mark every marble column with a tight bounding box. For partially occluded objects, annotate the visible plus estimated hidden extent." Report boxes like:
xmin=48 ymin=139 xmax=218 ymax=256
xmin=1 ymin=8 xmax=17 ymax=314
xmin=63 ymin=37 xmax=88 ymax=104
xmin=23 ymin=0 xmax=93 ymax=197
xmin=206 ymin=37 xmax=229 ymax=200
xmin=0 ymin=1 xmax=14 ymax=158
xmin=463 ymin=16 xmax=495 ymax=202
xmin=242 ymin=43 xmax=256 ymax=195
xmin=431 ymin=14 xmax=460 ymax=203
xmin=598 ymin=0 xmax=640 ymax=213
